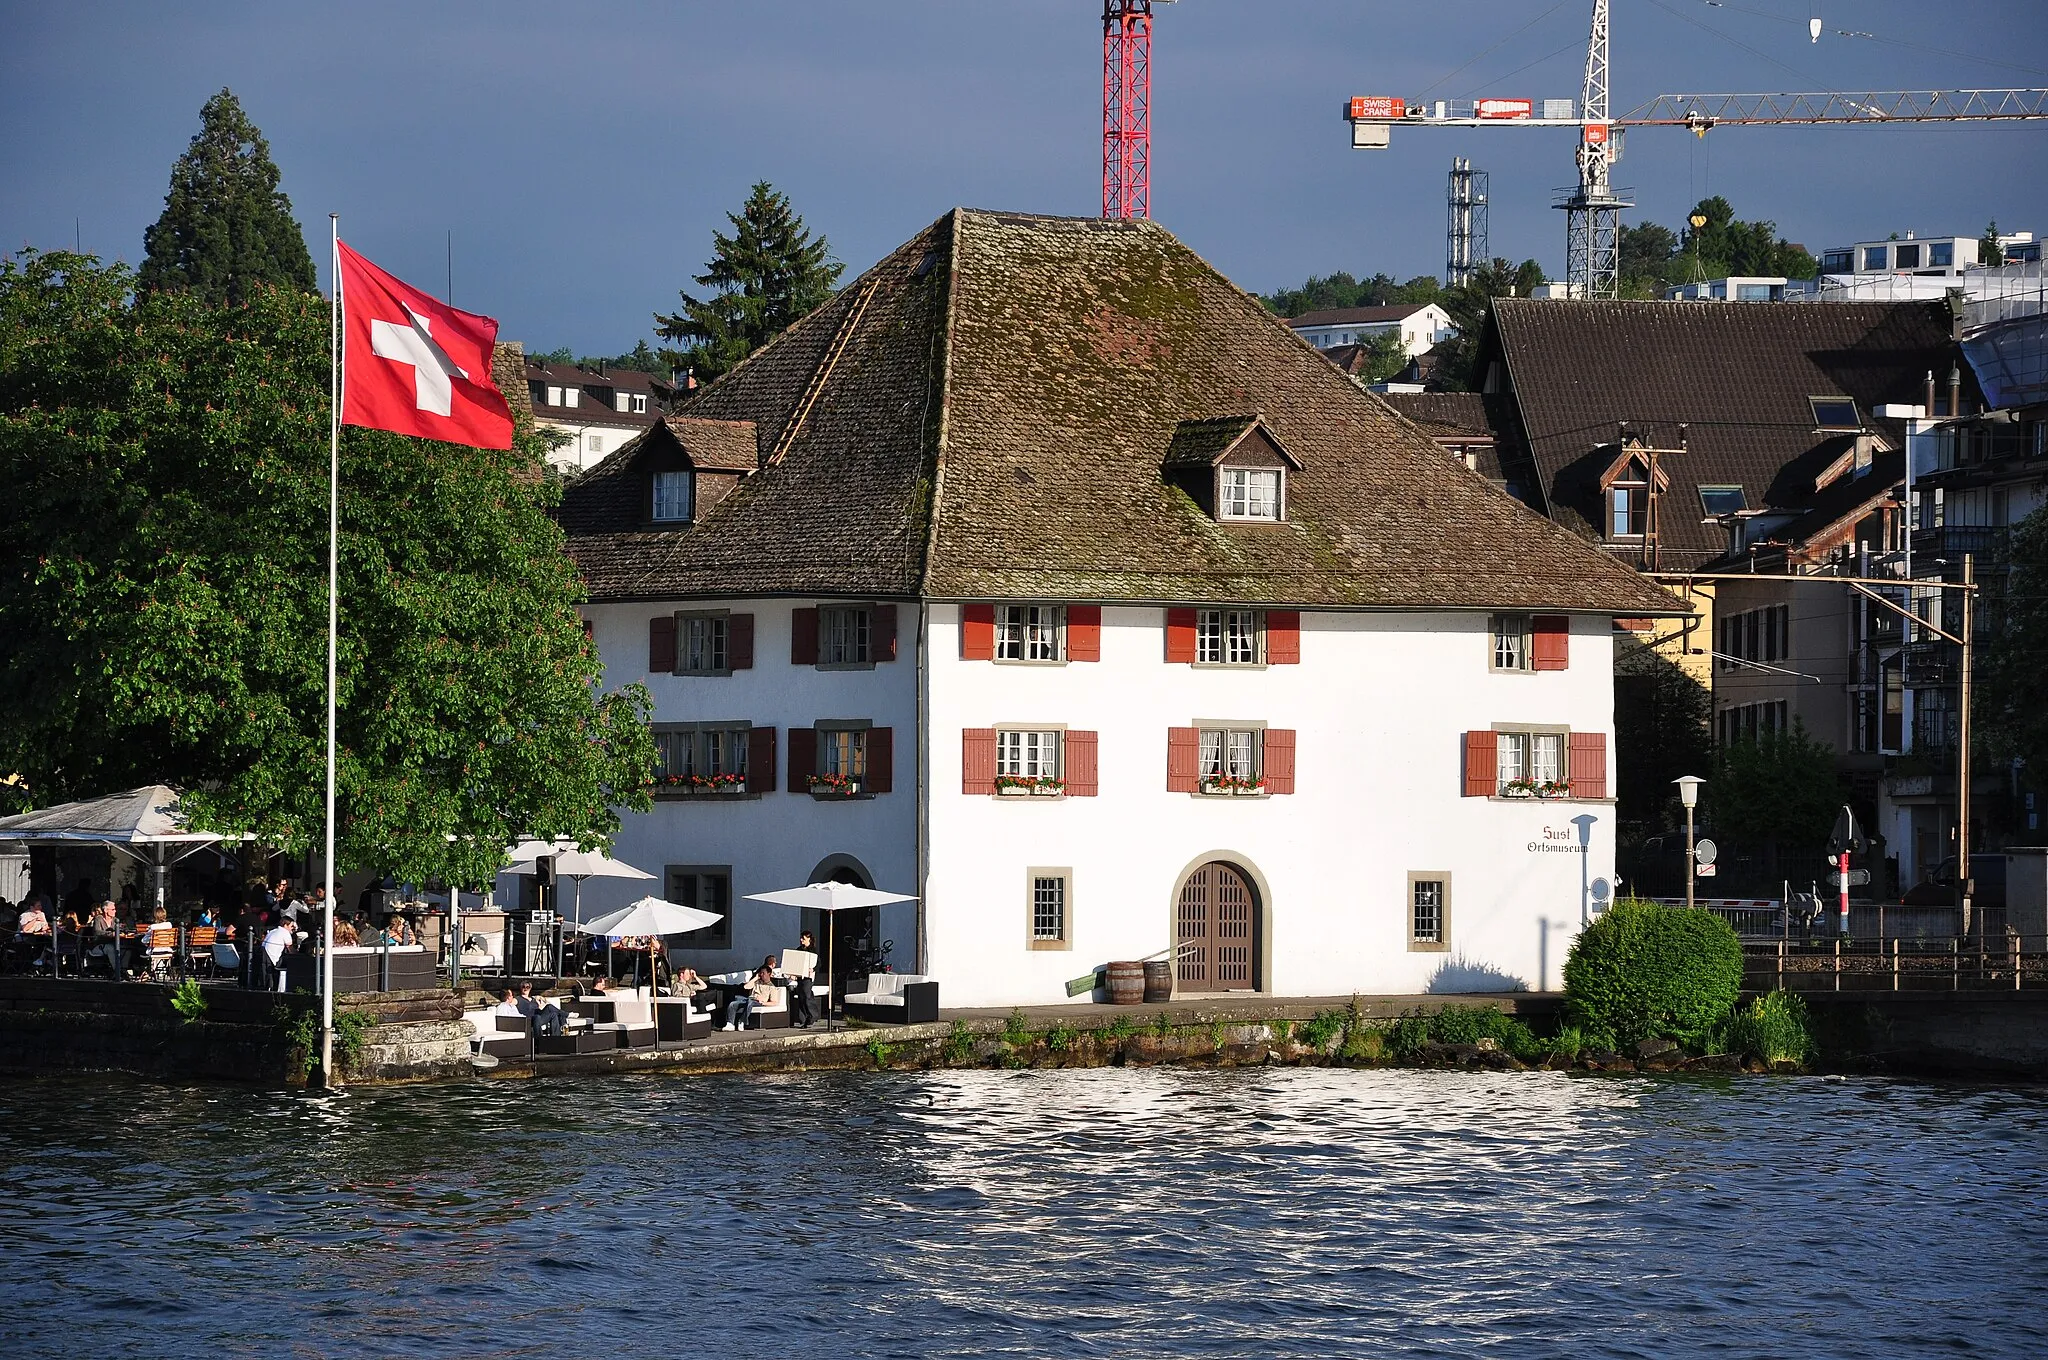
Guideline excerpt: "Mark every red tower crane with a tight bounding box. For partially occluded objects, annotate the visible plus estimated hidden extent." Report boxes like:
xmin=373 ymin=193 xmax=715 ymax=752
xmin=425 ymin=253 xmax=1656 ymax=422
xmin=1103 ymin=1 xmax=1174 ymax=219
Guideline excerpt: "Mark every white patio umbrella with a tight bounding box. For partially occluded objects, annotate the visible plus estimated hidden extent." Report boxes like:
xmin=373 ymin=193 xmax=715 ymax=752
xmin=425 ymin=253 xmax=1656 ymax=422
xmin=503 ymin=841 xmax=654 ymax=975
xmin=743 ymin=881 xmax=919 ymax=1030
xmin=577 ymin=894 xmax=723 ymax=994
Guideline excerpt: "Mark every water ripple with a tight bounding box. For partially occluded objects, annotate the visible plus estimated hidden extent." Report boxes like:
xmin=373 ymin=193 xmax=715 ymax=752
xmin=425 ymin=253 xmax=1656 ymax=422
xmin=0 ymin=1069 xmax=2044 ymax=1357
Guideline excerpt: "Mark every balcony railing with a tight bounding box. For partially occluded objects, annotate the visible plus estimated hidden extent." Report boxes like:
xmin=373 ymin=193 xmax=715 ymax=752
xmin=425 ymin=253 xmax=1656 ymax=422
xmin=1910 ymin=525 xmax=2008 ymax=563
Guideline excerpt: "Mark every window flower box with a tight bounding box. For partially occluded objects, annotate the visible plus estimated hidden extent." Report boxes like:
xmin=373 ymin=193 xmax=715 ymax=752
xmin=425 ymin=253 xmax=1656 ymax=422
xmin=690 ymin=772 xmax=747 ymax=795
xmin=995 ymin=775 xmax=1036 ymax=797
xmin=1200 ymin=775 xmax=1265 ymax=797
xmin=808 ymin=773 xmax=861 ymax=798
xmin=1537 ymin=779 xmax=1572 ymax=800
xmin=1030 ymin=777 xmax=1066 ymax=797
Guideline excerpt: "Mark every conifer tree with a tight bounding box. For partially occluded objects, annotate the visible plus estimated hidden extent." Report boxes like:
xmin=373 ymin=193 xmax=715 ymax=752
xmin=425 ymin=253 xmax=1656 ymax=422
xmin=138 ymin=89 xmax=317 ymax=305
xmin=655 ymin=182 xmax=843 ymax=383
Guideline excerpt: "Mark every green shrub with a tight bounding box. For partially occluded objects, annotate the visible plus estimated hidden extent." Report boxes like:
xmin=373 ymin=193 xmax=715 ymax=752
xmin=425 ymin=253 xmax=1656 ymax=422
xmin=1563 ymin=899 xmax=1743 ymax=1047
xmin=1413 ymin=1005 xmax=1543 ymax=1061
xmin=1151 ymin=1010 xmax=1175 ymax=1038
xmin=1727 ymin=990 xmax=1812 ymax=1065
xmin=1297 ymin=1008 xmax=1345 ymax=1051
xmin=1387 ymin=1015 xmax=1431 ymax=1061
xmin=1548 ymin=1024 xmax=1587 ymax=1061
xmin=169 ymin=978 xmax=208 ymax=1022
xmin=941 ymin=1020 xmax=975 ymax=1064
xmin=863 ymin=1033 xmax=894 ymax=1068
xmin=1045 ymin=1023 xmax=1076 ymax=1053
xmin=1340 ymin=1023 xmax=1385 ymax=1063
xmin=280 ymin=1006 xmax=374 ymax=1078
xmin=1002 ymin=1007 xmax=1031 ymax=1046
xmin=1103 ymin=1015 xmax=1137 ymax=1043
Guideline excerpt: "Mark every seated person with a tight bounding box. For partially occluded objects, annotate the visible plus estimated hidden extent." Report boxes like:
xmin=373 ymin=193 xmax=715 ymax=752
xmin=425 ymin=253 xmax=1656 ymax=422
xmin=259 ymin=917 xmax=294 ymax=989
xmin=673 ymin=966 xmax=712 ymax=1011
xmin=332 ymin=916 xmax=359 ymax=947
xmin=723 ymin=966 xmax=783 ymax=1031
xmin=16 ymin=900 xmax=50 ymax=937
xmin=86 ymin=901 xmax=121 ymax=976
xmin=516 ymin=981 xmax=564 ymax=1037
xmin=590 ymin=975 xmax=612 ymax=996
xmin=494 ymin=987 xmax=525 ymax=1018
xmin=384 ymin=914 xmax=418 ymax=947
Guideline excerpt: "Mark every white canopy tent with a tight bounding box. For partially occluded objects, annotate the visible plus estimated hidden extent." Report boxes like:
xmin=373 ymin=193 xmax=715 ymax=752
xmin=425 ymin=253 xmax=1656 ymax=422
xmin=0 ymin=785 xmax=244 ymax=919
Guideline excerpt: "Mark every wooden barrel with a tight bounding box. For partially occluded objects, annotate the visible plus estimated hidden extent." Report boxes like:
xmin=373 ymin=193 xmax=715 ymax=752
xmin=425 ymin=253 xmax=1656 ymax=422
xmin=1142 ymin=959 xmax=1173 ymax=1003
xmin=1105 ymin=960 xmax=1145 ymax=1005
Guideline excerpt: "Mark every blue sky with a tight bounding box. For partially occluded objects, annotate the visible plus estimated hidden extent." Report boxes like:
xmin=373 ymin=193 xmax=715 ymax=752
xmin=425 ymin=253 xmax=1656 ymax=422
xmin=5 ymin=0 xmax=2044 ymax=353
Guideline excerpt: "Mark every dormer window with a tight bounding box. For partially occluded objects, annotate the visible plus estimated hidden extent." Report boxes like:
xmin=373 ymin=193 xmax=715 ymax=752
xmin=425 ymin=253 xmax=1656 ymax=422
xmin=1810 ymin=397 xmax=1861 ymax=431
xmin=1220 ymin=468 xmax=1283 ymax=521
xmin=546 ymin=385 xmax=564 ymax=406
xmin=561 ymin=387 xmax=581 ymax=409
xmin=652 ymin=469 xmax=692 ymax=523
xmin=1608 ymin=457 xmax=1647 ymax=539
xmin=615 ymin=392 xmax=633 ymax=413
xmin=632 ymin=393 xmax=648 ymax=414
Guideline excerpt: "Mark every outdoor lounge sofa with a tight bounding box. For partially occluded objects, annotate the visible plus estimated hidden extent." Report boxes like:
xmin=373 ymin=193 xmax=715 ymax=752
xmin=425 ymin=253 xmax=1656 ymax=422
xmin=841 ymin=973 xmax=939 ymax=1025
xmin=287 ymin=945 xmax=434 ymax=994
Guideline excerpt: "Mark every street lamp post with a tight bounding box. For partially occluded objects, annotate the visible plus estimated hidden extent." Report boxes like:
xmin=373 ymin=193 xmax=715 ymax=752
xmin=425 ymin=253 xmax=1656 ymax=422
xmin=1674 ymin=776 xmax=1706 ymax=910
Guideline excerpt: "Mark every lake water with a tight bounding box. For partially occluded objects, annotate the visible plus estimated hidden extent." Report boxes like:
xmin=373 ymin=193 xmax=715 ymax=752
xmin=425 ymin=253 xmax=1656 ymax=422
xmin=2 ymin=1068 xmax=2044 ymax=1358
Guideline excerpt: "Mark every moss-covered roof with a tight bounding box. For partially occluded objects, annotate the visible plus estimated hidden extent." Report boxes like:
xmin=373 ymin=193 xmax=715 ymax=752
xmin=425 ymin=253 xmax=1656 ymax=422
xmin=561 ymin=209 xmax=1681 ymax=615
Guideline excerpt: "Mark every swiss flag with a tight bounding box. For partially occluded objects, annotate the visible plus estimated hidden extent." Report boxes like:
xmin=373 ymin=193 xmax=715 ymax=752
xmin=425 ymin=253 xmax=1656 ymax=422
xmin=337 ymin=241 xmax=513 ymax=450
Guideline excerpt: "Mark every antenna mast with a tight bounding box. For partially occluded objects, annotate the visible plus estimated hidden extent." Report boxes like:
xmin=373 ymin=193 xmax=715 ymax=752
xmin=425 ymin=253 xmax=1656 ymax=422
xmin=1446 ymin=157 xmax=1489 ymax=285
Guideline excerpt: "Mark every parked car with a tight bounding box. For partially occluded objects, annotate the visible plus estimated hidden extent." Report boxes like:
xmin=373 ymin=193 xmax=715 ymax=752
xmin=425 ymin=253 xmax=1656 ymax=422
xmin=1901 ymin=854 xmax=2006 ymax=910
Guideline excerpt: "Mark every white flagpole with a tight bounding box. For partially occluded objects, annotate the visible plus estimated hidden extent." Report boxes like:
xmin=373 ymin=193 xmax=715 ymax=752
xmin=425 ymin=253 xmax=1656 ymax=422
xmin=320 ymin=215 xmax=341 ymax=1087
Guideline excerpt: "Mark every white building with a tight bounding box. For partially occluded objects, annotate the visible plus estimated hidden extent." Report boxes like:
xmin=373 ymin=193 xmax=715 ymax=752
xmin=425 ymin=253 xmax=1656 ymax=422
xmin=1286 ymin=303 xmax=1456 ymax=359
xmin=559 ymin=210 xmax=1678 ymax=1008
xmin=1818 ymin=233 xmax=1982 ymax=279
xmin=524 ymin=358 xmax=674 ymax=475
xmin=1662 ymin=276 xmax=1809 ymax=303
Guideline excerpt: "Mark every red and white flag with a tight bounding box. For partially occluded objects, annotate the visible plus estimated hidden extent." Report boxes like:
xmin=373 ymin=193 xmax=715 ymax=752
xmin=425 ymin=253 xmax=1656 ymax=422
xmin=337 ymin=241 xmax=513 ymax=450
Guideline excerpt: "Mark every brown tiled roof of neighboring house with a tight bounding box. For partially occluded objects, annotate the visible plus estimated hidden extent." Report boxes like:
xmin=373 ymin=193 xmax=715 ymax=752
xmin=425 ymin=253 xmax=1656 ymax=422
xmin=560 ymin=210 xmax=1681 ymax=614
xmin=1378 ymin=392 xmax=1493 ymax=437
xmin=1484 ymin=298 xmax=1964 ymax=565
xmin=527 ymin=360 xmax=674 ymax=430
xmin=1288 ymin=304 xmax=1437 ymax=327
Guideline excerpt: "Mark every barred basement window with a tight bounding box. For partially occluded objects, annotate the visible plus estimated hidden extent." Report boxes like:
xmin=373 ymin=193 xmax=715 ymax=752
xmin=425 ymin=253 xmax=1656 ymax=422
xmin=1027 ymin=869 xmax=1071 ymax=949
xmin=1408 ymin=874 xmax=1450 ymax=952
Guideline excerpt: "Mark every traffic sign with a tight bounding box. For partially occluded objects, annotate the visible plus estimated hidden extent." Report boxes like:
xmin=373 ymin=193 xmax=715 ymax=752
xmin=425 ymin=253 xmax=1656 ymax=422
xmin=1695 ymin=863 xmax=1717 ymax=878
xmin=1830 ymin=868 xmax=1872 ymax=888
xmin=1828 ymin=806 xmax=1866 ymax=856
xmin=1694 ymin=838 xmax=1719 ymax=867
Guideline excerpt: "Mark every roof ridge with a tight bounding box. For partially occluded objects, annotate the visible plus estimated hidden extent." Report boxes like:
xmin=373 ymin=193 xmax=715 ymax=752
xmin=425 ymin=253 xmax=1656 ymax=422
xmin=914 ymin=208 xmax=965 ymax=597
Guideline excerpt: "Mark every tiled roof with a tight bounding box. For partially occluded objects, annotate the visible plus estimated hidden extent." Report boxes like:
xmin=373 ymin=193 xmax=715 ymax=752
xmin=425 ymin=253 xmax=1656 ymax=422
xmin=1378 ymin=392 xmax=1493 ymax=437
xmin=560 ymin=210 xmax=1681 ymax=614
xmin=1486 ymin=298 xmax=1962 ymax=565
xmin=1162 ymin=415 xmax=1262 ymax=469
xmin=666 ymin=416 xmax=758 ymax=471
xmin=1289 ymin=304 xmax=1436 ymax=327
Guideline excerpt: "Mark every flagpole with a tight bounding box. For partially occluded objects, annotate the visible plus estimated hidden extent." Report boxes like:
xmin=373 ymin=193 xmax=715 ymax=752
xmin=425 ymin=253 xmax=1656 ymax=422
xmin=320 ymin=214 xmax=341 ymax=1088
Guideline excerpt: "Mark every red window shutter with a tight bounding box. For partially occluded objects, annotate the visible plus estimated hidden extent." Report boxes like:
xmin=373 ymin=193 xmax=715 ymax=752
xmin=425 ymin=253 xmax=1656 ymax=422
xmin=1569 ymin=732 xmax=1608 ymax=799
xmin=1262 ymin=729 xmax=1296 ymax=794
xmin=1067 ymin=606 xmax=1102 ymax=662
xmin=1463 ymin=730 xmax=1498 ymax=797
xmin=873 ymin=604 xmax=898 ymax=662
xmin=1065 ymin=730 xmax=1099 ymax=796
xmin=1532 ymin=615 xmax=1570 ymax=670
xmin=1166 ymin=726 xmax=1200 ymax=792
xmin=787 ymin=725 xmax=817 ymax=791
xmin=1265 ymin=610 xmax=1301 ymax=664
xmin=728 ymin=613 xmax=755 ymax=670
xmin=745 ymin=726 xmax=777 ymax=794
xmin=962 ymin=728 xmax=997 ymax=795
xmin=649 ymin=614 xmax=676 ymax=674
xmin=961 ymin=604 xmax=996 ymax=661
xmin=866 ymin=727 xmax=894 ymax=793
xmin=1165 ymin=607 xmax=1197 ymax=664
xmin=790 ymin=608 xmax=819 ymax=665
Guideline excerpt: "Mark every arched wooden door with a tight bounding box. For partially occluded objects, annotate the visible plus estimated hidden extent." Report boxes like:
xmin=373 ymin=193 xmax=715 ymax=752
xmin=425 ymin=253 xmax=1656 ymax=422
xmin=1175 ymin=862 xmax=1257 ymax=991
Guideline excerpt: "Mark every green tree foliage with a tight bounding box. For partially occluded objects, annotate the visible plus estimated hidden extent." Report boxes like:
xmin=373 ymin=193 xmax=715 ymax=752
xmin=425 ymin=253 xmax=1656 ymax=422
xmin=1432 ymin=257 xmax=1547 ymax=391
xmin=1563 ymin=899 xmax=1744 ymax=1047
xmin=1620 ymin=197 xmax=1815 ymax=296
xmin=1982 ymin=501 xmax=2048 ymax=777
xmin=1348 ymin=329 xmax=1411 ymax=385
xmin=1614 ymin=637 xmax=1712 ymax=842
xmin=0 ymin=250 xmax=655 ymax=886
xmin=655 ymin=182 xmax=843 ymax=384
xmin=1981 ymin=220 xmax=2005 ymax=267
xmin=578 ymin=340 xmax=668 ymax=376
xmin=1263 ymin=271 xmax=1442 ymax=317
xmin=1709 ymin=720 xmax=1840 ymax=886
xmin=138 ymin=89 xmax=317 ymax=306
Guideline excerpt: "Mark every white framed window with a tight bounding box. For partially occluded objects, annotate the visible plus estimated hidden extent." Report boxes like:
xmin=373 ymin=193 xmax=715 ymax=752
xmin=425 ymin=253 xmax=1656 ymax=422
xmin=561 ymin=386 xmax=581 ymax=408
xmin=1608 ymin=457 xmax=1647 ymax=538
xmin=1028 ymin=869 xmax=1071 ymax=949
xmin=820 ymin=606 xmax=871 ymax=665
xmin=997 ymin=729 xmax=1062 ymax=780
xmin=1198 ymin=727 xmax=1261 ymax=786
xmin=587 ymin=434 xmax=603 ymax=453
xmin=546 ymin=385 xmax=564 ymax=406
xmin=1219 ymin=467 xmax=1282 ymax=521
xmin=652 ymin=470 xmax=692 ymax=522
xmin=632 ymin=393 xmax=648 ymax=414
xmin=1496 ymin=730 xmax=1565 ymax=794
xmin=1491 ymin=614 xmax=1531 ymax=671
xmin=676 ymin=613 xmax=729 ymax=675
xmin=1408 ymin=873 xmax=1450 ymax=952
xmin=615 ymin=392 xmax=632 ymax=413
xmin=997 ymin=604 xmax=1064 ymax=662
xmin=1196 ymin=608 xmax=1261 ymax=665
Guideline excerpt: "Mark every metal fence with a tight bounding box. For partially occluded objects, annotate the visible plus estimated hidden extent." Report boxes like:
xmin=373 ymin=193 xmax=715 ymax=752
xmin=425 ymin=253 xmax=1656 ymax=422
xmin=1743 ymin=936 xmax=2048 ymax=993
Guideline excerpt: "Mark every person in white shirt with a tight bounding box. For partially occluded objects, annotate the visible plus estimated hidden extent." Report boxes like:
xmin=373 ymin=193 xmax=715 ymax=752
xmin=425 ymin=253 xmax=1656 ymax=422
xmin=493 ymin=987 xmax=525 ymax=1018
xmin=260 ymin=920 xmax=294 ymax=990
